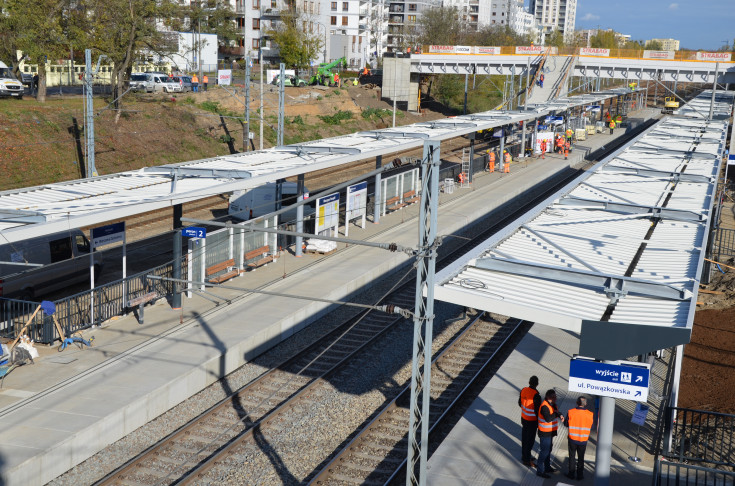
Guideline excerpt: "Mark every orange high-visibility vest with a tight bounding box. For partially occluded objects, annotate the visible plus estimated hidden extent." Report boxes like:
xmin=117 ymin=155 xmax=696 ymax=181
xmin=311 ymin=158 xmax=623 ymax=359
xmin=538 ymin=400 xmax=558 ymax=433
xmin=520 ymin=387 xmax=539 ymax=422
xmin=567 ymin=408 xmax=594 ymax=442
xmin=488 ymin=151 xmax=496 ymax=163
xmin=609 ymin=120 xmax=616 ymax=129
xmin=504 ymin=152 xmax=511 ymax=164
xmin=566 ymin=129 xmax=573 ymax=138
xmin=192 ymin=75 xmax=199 ymax=83
xmin=556 ymin=137 xmax=564 ymax=147
xmin=203 ymin=75 xmax=208 ymax=83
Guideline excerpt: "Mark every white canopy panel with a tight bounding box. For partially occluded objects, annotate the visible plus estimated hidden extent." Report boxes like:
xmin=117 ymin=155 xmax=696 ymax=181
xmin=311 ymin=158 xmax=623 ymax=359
xmin=0 ymin=89 xmax=633 ymax=243
xmin=435 ymin=91 xmax=734 ymax=343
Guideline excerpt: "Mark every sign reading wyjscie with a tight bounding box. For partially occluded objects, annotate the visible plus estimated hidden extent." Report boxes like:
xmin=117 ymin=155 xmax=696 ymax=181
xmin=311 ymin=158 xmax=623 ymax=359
xmin=91 ymin=222 xmax=125 ymax=247
xmin=182 ymin=227 xmax=206 ymax=238
xmin=569 ymin=358 xmax=650 ymax=402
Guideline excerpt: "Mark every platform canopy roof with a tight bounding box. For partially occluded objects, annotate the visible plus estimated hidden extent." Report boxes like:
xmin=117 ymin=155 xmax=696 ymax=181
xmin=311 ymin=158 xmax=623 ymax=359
xmin=434 ymin=91 xmax=734 ymax=360
xmin=0 ymin=89 xmax=633 ymax=243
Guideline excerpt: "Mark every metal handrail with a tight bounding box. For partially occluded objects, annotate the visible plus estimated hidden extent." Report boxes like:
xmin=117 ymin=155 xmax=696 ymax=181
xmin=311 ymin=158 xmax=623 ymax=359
xmin=552 ymin=55 xmax=577 ymax=100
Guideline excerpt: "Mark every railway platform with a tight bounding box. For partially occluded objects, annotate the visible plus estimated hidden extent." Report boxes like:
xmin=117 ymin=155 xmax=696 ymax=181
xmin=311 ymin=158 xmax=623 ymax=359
xmin=0 ymin=107 xmax=659 ymax=485
xmin=425 ymin=323 xmax=665 ymax=485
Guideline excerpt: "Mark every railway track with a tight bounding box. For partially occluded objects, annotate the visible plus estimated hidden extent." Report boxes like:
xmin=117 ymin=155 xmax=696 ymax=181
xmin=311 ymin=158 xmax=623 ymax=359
xmin=309 ymin=314 xmax=525 ymax=485
xmin=84 ymin=113 xmax=662 ymax=485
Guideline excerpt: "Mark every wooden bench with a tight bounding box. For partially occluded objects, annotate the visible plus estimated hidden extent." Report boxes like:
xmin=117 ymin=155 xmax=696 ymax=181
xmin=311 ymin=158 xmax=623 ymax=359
xmin=244 ymin=246 xmax=274 ymax=270
xmin=403 ymin=190 xmax=420 ymax=204
xmin=386 ymin=196 xmax=405 ymax=211
xmin=127 ymin=291 xmax=159 ymax=325
xmin=206 ymin=259 xmax=239 ymax=284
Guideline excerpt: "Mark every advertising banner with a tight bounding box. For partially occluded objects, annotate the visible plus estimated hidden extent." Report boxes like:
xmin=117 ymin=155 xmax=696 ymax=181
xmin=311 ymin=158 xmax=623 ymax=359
xmin=454 ymin=45 xmax=472 ymax=54
xmin=316 ymin=193 xmax=340 ymax=234
xmin=696 ymin=51 xmax=732 ymax=62
xmin=516 ymin=46 xmax=544 ymax=55
xmin=534 ymin=132 xmax=555 ymax=154
xmin=580 ymin=48 xmax=610 ymax=57
xmin=217 ymin=69 xmax=232 ymax=86
xmin=474 ymin=46 xmax=502 ymax=55
xmin=428 ymin=45 xmax=455 ymax=54
xmin=643 ymin=50 xmax=675 ymax=60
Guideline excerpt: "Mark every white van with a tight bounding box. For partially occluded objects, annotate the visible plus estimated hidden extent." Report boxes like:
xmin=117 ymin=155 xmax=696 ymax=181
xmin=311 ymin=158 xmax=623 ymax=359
xmin=0 ymin=229 xmax=102 ymax=301
xmin=229 ymin=182 xmax=316 ymax=223
xmin=0 ymin=61 xmax=24 ymax=99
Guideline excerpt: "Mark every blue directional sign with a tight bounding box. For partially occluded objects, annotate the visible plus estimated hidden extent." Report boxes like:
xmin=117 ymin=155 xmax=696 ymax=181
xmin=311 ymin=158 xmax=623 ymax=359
xmin=91 ymin=222 xmax=125 ymax=247
xmin=182 ymin=227 xmax=206 ymax=239
xmin=569 ymin=358 xmax=650 ymax=402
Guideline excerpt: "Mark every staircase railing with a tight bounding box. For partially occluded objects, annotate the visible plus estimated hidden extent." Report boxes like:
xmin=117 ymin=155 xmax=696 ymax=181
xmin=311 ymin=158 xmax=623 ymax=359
xmin=524 ymin=47 xmax=552 ymax=101
xmin=551 ymin=55 xmax=577 ymax=100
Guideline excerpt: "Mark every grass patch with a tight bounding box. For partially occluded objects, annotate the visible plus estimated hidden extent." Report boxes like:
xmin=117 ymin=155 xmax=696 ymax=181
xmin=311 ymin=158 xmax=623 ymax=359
xmin=317 ymin=110 xmax=353 ymax=125
xmin=361 ymin=107 xmax=393 ymax=121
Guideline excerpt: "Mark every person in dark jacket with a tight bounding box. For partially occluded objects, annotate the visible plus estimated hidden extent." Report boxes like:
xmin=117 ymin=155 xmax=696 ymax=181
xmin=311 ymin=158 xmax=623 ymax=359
xmin=537 ymin=389 xmax=564 ymax=478
xmin=518 ymin=376 xmax=542 ymax=467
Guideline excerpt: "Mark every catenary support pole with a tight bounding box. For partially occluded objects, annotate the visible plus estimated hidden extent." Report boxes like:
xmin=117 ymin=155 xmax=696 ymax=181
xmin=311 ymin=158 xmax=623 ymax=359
xmin=374 ymin=155 xmax=382 ymax=224
xmin=594 ymin=393 xmax=616 ymax=486
xmin=84 ymin=49 xmax=96 ymax=178
xmin=709 ymin=62 xmax=720 ymax=121
xmin=278 ymin=63 xmax=285 ymax=146
xmin=524 ymin=57 xmax=530 ymax=110
xmin=520 ymin=118 xmax=527 ymax=158
xmin=463 ymin=73 xmax=468 ymax=115
xmin=407 ymin=139 xmax=440 ymax=486
xmin=468 ymin=133 xmax=475 ymax=183
xmin=296 ymin=173 xmax=304 ymax=257
xmin=259 ymin=49 xmax=264 ymax=150
xmin=244 ymin=56 xmax=251 ymax=151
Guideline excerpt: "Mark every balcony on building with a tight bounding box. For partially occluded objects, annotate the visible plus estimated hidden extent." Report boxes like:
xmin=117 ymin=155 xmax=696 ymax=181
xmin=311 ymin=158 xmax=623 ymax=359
xmin=389 ymin=14 xmax=404 ymax=23
xmin=219 ymin=46 xmax=246 ymax=57
xmin=261 ymin=1 xmax=284 ymax=17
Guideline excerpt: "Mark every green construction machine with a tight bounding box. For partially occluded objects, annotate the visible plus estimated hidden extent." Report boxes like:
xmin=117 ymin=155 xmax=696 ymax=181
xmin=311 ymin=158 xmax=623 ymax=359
xmin=309 ymin=57 xmax=347 ymax=86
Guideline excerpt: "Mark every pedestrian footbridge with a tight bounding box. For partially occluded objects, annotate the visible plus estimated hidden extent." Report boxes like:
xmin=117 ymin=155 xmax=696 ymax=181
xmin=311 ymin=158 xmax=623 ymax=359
xmin=383 ymin=45 xmax=735 ymax=110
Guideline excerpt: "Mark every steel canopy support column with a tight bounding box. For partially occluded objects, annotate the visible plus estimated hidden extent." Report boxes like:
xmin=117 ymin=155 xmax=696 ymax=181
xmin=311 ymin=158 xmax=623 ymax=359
xmin=295 ymin=173 xmax=304 ymax=257
xmin=520 ymin=119 xmax=527 ymax=158
xmin=172 ymin=231 xmax=182 ymax=310
xmin=595 ymin=393 xmax=615 ymax=486
xmin=374 ymin=155 xmax=382 ymax=224
xmin=278 ymin=63 xmax=285 ymax=146
xmin=468 ymin=133 xmax=475 ymax=183
xmin=407 ymin=139 xmax=440 ymax=486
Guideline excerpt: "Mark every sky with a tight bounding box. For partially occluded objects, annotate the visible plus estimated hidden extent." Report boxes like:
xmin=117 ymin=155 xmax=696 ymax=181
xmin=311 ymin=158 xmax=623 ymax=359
xmin=571 ymin=0 xmax=735 ymax=50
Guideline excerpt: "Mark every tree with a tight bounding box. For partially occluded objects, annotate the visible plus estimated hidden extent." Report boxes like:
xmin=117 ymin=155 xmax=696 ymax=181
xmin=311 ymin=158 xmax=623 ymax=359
xmin=645 ymin=40 xmax=663 ymax=50
xmin=175 ymin=0 xmax=239 ymax=52
xmin=417 ymin=6 xmax=467 ymax=46
xmin=472 ymin=25 xmax=530 ymax=47
xmin=2 ymin=0 xmax=84 ymax=102
xmin=546 ymin=29 xmax=565 ymax=49
xmin=590 ymin=30 xmax=618 ymax=49
xmin=267 ymin=9 xmax=322 ymax=73
xmin=86 ymin=0 xmax=180 ymax=112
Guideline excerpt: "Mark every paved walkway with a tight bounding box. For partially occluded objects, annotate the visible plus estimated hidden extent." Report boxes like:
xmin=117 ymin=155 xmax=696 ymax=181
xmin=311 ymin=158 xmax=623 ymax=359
xmin=426 ymin=324 xmax=667 ymax=486
xmin=0 ymin=108 xmax=658 ymax=485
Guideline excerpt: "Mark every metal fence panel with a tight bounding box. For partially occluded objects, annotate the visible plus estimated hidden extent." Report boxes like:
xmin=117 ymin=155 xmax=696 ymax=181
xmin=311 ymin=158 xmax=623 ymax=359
xmin=715 ymin=228 xmax=735 ymax=260
xmin=666 ymin=408 xmax=735 ymax=468
xmin=656 ymin=461 xmax=735 ymax=486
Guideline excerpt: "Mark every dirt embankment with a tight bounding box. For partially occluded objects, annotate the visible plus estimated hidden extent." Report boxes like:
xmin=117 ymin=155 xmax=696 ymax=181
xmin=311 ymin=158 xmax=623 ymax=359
xmin=0 ymin=84 xmax=444 ymax=191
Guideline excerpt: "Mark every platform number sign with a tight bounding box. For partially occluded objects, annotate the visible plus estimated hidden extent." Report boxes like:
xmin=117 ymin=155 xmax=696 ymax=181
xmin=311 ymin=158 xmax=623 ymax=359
xmin=182 ymin=227 xmax=206 ymax=239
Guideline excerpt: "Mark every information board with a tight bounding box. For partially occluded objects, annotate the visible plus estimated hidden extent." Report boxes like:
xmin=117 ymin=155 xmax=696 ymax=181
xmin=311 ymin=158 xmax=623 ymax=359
xmin=569 ymin=358 xmax=650 ymax=402
xmin=182 ymin=227 xmax=207 ymax=239
xmin=345 ymin=182 xmax=367 ymax=237
xmin=316 ymin=193 xmax=340 ymax=234
xmin=92 ymin=222 xmax=125 ymax=247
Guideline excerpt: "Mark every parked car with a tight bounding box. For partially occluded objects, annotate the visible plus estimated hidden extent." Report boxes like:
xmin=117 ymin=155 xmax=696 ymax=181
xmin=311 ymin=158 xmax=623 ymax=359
xmin=129 ymin=72 xmax=153 ymax=93
xmin=271 ymin=74 xmax=307 ymax=87
xmin=150 ymin=73 xmax=181 ymax=93
xmin=173 ymin=75 xmax=193 ymax=92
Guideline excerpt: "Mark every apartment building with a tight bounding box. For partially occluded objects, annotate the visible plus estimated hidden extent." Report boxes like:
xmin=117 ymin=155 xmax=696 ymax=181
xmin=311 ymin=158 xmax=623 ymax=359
xmin=649 ymin=38 xmax=680 ymax=51
xmin=530 ymin=0 xmax=576 ymax=43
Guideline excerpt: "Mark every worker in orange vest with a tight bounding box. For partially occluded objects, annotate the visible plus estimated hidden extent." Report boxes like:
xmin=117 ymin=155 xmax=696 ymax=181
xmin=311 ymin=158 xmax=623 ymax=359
xmin=564 ymin=140 xmax=571 ymax=160
xmin=487 ymin=150 xmax=496 ymax=172
xmin=536 ymin=389 xmax=563 ymax=478
xmin=539 ymin=139 xmax=547 ymax=159
xmin=191 ymin=74 xmax=199 ymax=92
xmin=518 ymin=376 xmax=542 ymax=467
xmin=202 ymin=74 xmax=209 ymax=91
xmin=458 ymin=171 xmax=467 ymax=185
xmin=609 ymin=119 xmax=616 ymax=135
xmin=565 ymin=128 xmax=574 ymax=143
xmin=563 ymin=397 xmax=594 ymax=481
xmin=503 ymin=150 xmax=511 ymax=173
xmin=556 ymin=135 xmax=564 ymax=154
